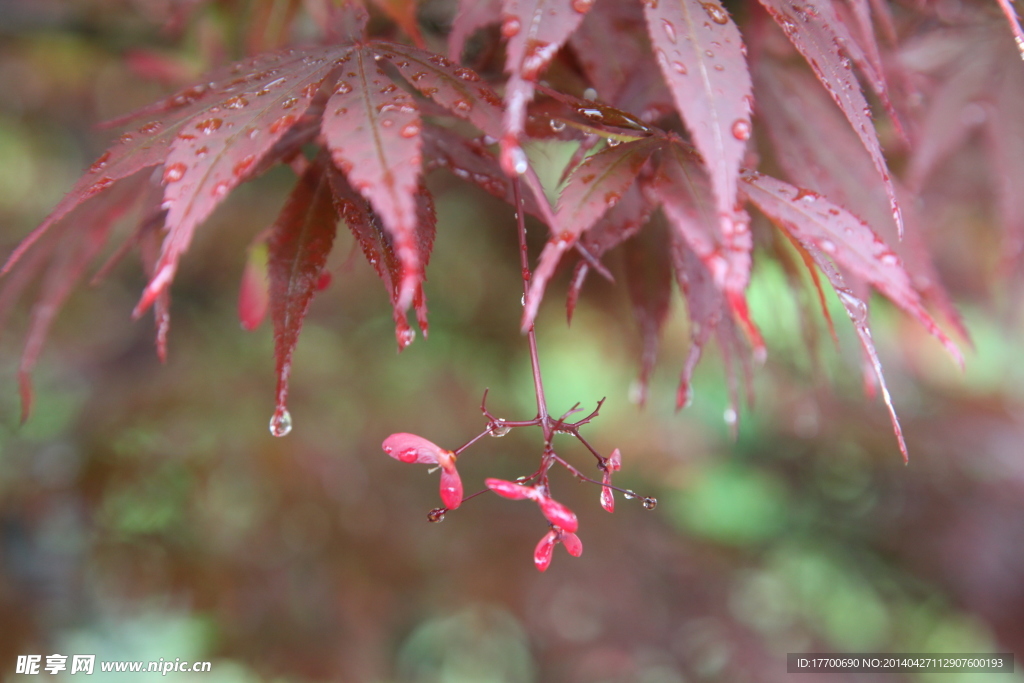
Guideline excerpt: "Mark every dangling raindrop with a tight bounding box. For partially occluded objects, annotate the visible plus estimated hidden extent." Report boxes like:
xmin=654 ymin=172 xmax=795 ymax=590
xmin=489 ymin=420 xmax=511 ymax=437
xmin=623 ymin=490 xmax=638 ymax=500
xmin=427 ymin=508 xmax=446 ymax=523
xmin=642 ymin=497 xmax=658 ymax=510
xmin=837 ymin=290 xmax=868 ymax=324
xmin=269 ymin=408 xmax=293 ymax=437
xmin=397 ymin=326 xmax=416 ymax=348
xmin=678 ymin=382 xmax=694 ymax=409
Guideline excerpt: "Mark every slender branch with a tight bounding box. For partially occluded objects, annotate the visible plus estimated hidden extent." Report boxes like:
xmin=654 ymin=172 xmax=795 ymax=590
xmin=570 ymin=430 xmax=606 ymax=463
xmin=453 ymin=427 xmax=495 ymax=456
xmin=513 ymin=178 xmax=550 ymax=429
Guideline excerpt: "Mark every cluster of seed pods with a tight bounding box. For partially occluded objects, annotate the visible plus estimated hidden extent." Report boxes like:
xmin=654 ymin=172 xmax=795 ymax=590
xmin=382 ymin=392 xmax=656 ymax=572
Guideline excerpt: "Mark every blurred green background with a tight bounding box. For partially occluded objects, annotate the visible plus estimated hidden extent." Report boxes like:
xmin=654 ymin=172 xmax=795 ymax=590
xmin=1 ymin=1 xmax=1023 ymax=682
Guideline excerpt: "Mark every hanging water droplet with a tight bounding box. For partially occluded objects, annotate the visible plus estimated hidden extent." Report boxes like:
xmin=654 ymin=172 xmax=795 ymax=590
xmin=678 ymin=382 xmax=694 ymax=409
xmin=837 ymin=290 xmax=868 ymax=324
xmin=269 ymin=408 xmax=293 ymax=437
xmin=489 ymin=420 xmax=511 ymax=437
xmin=723 ymin=406 xmax=737 ymax=425
xmin=623 ymin=490 xmax=638 ymax=500
xmin=550 ymin=118 xmax=566 ymax=132
xmin=397 ymin=326 xmax=416 ymax=348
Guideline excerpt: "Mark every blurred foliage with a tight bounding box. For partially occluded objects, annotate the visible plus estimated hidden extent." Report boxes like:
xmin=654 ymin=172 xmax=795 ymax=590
xmin=1 ymin=1 xmax=1024 ymax=682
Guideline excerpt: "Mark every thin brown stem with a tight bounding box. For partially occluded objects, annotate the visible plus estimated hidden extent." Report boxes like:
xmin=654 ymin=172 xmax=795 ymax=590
xmin=513 ymin=178 xmax=550 ymax=430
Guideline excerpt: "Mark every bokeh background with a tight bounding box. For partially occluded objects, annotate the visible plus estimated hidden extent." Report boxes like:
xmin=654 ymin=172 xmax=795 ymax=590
xmin=1 ymin=1 xmax=1024 ymax=681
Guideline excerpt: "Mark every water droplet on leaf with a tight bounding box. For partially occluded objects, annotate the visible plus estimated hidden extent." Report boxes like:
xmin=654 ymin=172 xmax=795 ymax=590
xmin=270 ymin=115 xmax=297 ymax=134
xmin=701 ymin=2 xmax=729 ymax=24
xmin=501 ymin=17 xmax=521 ymax=38
xmin=731 ymin=119 xmax=751 ymax=140
xmin=662 ymin=19 xmax=677 ymax=43
xmin=550 ymin=119 xmax=566 ymax=132
xmin=195 ymin=118 xmax=223 ymax=134
xmin=163 ymin=163 xmax=187 ymax=183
